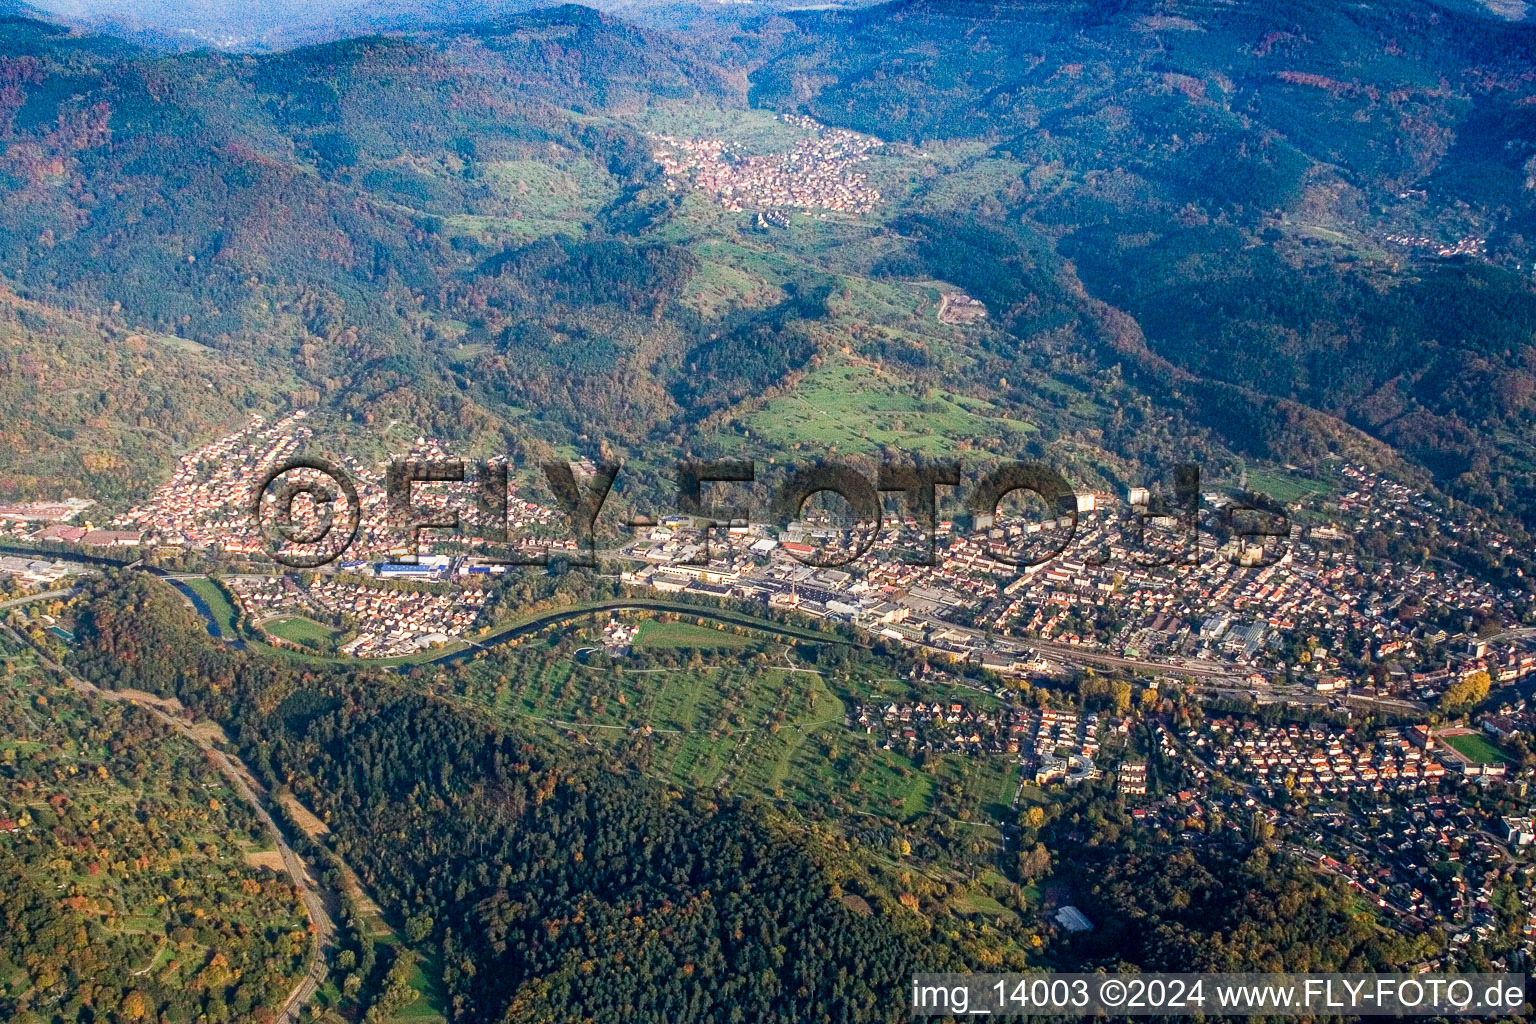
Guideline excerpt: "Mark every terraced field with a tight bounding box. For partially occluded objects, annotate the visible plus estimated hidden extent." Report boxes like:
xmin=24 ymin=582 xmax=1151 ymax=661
xmin=450 ymin=639 xmax=1023 ymax=832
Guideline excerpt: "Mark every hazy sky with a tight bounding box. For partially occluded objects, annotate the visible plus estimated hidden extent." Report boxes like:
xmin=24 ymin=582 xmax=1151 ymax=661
xmin=20 ymin=0 xmax=681 ymax=47
xmin=22 ymin=0 xmax=573 ymax=44
xmin=34 ymin=0 xmax=352 ymax=18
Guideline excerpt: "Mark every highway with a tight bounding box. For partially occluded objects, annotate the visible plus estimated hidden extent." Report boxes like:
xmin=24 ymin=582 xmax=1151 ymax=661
xmin=0 ymin=586 xmax=75 ymax=610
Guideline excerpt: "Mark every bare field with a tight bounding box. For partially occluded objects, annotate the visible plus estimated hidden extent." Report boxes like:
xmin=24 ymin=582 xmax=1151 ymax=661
xmin=279 ymin=792 xmax=331 ymax=836
xmin=243 ymin=849 xmax=287 ymax=871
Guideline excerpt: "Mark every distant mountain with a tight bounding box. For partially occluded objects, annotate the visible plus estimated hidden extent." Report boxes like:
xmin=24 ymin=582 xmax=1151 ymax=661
xmin=0 ymin=4 xmax=740 ymax=497
xmin=30 ymin=0 xmax=342 ymax=49
xmin=20 ymin=0 xmax=870 ymax=51
xmin=0 ymin=0 xmax=62 ymax=34
xmin=749 ymin=0 xmax=1536 ymax=526
xmin=24 ymin=0 xmax=566 ymax=51
xmin=4 ymin=0 xmax=1536 ymax=548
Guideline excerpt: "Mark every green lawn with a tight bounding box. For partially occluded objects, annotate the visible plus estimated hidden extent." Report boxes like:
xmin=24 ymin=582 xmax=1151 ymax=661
xmin=181 ymin=576 xmax=239 ymax=637
xmin=733 ymin=362 xmax=1032 ymax=456
xmin=679 ymin=251 xmax=787 ymax=318
xmin=263 ymin=615 xmax=339 ymax=645
xmin=478 ymin=157 xmax=622 ymax=219
xmin=1443 ymin=732 xmax=1511 ymax=764
xmin=386 ymin=949 xmax=448 ymax=1023
xmin=633 ymin=619 xmax=757 ymax=650
xmin=1243 ymin=469 xmax=1333 ymax=505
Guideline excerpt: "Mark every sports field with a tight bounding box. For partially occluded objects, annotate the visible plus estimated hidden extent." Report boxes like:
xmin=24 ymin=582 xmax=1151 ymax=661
xmin=264 ymin=615 xmax=339 ymax=644
xmin=1442 ymin=732 xmax=1510 ymax=764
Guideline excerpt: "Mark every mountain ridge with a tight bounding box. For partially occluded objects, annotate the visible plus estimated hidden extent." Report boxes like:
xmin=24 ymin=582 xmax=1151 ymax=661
xmin=1 ymin=1 xmax=1535 ymax=556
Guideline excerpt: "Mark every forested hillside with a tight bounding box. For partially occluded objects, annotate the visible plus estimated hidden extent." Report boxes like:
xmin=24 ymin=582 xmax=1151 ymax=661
xmin=52 ymin=569 xmax=1476 ymax=1022
xmin=64 ymin=574 xmax=956 ymax=1023
xmin=4 ymin=0 xmax=1536 ymax=538
xmin=0 ymin=647 xmax=308 ymax=1023
xmin=0 ymin=282 xmax=288 ymax=501
xmin=749 ymin=0 xmax=1536 ymax=526
xmin=266 ymin=700 xmax=933 ymax=1023
xmin=0 ymin=6 xmax=725 ymax=363
xmin=0 ymin=7 xmax=739 ymax=484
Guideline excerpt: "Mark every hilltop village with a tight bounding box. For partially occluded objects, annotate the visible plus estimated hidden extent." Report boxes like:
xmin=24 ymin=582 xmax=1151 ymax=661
xmin=650 ymin=114 xmax=883 ymax=216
